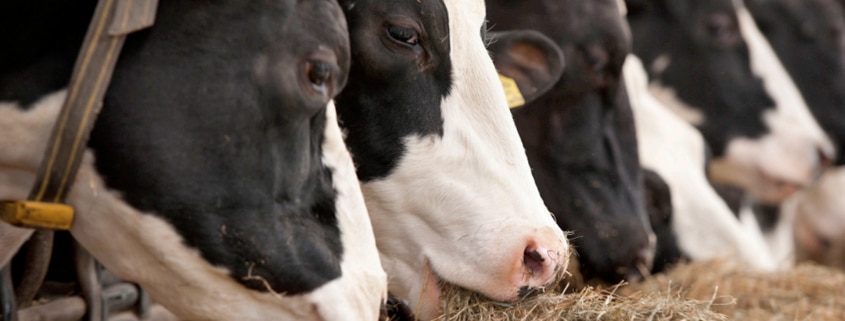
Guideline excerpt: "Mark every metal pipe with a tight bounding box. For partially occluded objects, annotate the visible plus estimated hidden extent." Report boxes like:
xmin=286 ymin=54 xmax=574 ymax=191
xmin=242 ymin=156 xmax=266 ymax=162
xmin=15 ymin=230 xmax=55 ymax=309
xmin=1 ymin=265 xmax=17 ymax=321
xmin=18 ymin=296 xmax=85 ymax=321
xmin=75 ymin=243 xmax=101 ymax=321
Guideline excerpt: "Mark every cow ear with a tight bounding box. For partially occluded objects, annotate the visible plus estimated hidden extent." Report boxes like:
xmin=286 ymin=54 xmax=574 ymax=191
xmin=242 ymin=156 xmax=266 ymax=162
xmin=488 ymin=30 xmax=565 ymax=107
xmin=624 ymin=0 xmax=649 ymax=14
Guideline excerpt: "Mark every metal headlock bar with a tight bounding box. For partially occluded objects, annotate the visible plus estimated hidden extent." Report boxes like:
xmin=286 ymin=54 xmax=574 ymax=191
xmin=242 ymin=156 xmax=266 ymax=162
xmin=0 ymin=0 xmax=158 ymax=320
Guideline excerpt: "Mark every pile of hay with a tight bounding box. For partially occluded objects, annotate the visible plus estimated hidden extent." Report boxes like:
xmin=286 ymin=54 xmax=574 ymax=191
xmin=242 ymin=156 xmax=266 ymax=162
xmin=434 ymin=283 xmax=728 ymax=321
xmin=426 ymin=259 xmax=845 ymax=321
xmin=624 ymin=260 xmax=845 ymax=321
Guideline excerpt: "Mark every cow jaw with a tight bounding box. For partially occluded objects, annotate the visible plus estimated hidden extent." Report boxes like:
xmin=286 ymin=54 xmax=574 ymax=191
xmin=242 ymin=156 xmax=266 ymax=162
xmin=0 ymin=91 xmax=386 ymax=321
xmin=358 ymin=0 xmax=569 ymax=318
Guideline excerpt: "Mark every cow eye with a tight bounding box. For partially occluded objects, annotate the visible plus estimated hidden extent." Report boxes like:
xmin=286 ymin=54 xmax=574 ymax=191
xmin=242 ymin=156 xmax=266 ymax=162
xmin=704 ymin=12 xmax=739 ymax=47
xmin=306 ymin=61 xmax=334 ymax=97
xmin=387 ymin=25 xmax=419 ymax=45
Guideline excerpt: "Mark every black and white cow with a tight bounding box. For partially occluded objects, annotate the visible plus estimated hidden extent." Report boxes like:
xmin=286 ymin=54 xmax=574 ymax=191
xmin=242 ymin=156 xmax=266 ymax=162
xmin=626 ymin=0 xmax=835 ymax=205
xmin=485 ymin=0 xmax=658 ymax=284
xmin=623 ymin=54 xmax=778 ymax=271
xmin=749 ymin=0 xmax=845 ymax=165
xmin=0 ymin=1 xmax=387 ymax=320
xmin=334 ymin=0 xmax=570 ymax=319
xmin=731 ymin=0 xmax=845 ymax=269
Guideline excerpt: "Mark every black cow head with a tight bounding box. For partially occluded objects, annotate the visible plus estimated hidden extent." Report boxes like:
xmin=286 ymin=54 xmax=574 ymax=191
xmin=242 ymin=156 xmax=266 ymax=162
xmin=0 ymin=0 xmax=387 ymax=319
xmin=487 ymin=0 xmax=657 ymax=284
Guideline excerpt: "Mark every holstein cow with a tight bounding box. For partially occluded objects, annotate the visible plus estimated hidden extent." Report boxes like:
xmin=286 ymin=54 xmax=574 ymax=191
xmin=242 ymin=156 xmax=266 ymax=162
xmin=0 ymin=1 xmax=387 ymax=320
xmin=623 ymin=54 xmax=778 ymax=271
xmin=486 ymin=0 xmax=658 ymax=283
xmin=734 ymin=0 xmax=845 ymax=269
xmin=625 ymin=0 xmax=835 ymax=205
xmin=748 ymin=0 xmax=845 ymax=166
xmin=334 ymin=0 xmax=570 ymax=319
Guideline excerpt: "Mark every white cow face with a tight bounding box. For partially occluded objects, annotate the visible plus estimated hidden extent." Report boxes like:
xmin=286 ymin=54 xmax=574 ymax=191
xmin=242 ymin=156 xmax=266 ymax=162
xmin=335 ymin=0 xmax=569 ymax=318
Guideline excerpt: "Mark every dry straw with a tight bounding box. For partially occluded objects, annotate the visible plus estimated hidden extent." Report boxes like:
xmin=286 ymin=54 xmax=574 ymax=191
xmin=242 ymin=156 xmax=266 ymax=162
xmin=624 ymin=259 xmax=845 ymax=321
xmin=418 ymin=259 xmax=845 ymax=321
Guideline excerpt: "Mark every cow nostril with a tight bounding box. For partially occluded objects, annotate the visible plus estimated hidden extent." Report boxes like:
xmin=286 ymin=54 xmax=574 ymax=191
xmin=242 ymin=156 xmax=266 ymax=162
xmin=306 ymin=61 xmax=335 ymax=96
xmin=624 ymin=268 xmax=644 ymax=283
xmin=523 ymin=248 xmax=546 ymax=276
xmin=818 ymin=148 xmax=834 ymax=170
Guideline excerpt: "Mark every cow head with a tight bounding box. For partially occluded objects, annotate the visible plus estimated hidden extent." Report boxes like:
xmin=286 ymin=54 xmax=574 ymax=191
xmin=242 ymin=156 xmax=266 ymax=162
xmin=334 ymin=0 xmax=569 ymax=318
xmin=791 ymin=168 xmax=845 ymax=270
xmin=624 ymin=54 xmax=778 ymax=272
xmin=748 ymin=0 xmax=845 ymax=165
xmin=486 ymin=0 xmax=657 ymax=283
xmin=626 ymin=0 xmax=835 ymax=204
xmin=0 ymin=1 xmax=386 ymax=320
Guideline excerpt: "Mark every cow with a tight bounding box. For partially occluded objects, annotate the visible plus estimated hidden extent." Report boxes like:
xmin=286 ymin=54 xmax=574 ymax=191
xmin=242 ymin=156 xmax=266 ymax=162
xmin=726 ymin=0 xmax=845 ymax=270
xmin=748 ymin=0 xmax=845 ymax=166
xmin=623 ymin=54 xmax=778 ymax=272
xmin=485 ymin=0 xmax=658 ymax=284
xmin=334 ymin=0 xmax=570 ymax=319
xmin=0 ymin=1 xmax=387 ymax=320
xmin=625 ymin=0 xmax=835 ymax=205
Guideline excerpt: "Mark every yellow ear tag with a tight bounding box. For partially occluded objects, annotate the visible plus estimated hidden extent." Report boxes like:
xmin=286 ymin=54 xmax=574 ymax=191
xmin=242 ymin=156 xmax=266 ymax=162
xmin=498 ymin=74 xmax=525 ymax=109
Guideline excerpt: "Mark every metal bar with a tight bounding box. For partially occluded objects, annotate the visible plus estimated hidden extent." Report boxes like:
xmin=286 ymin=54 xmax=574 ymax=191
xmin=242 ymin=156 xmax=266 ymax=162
xmin=75 ymin=244 xmax=102 ymax=321
xmin=0 ymin=265 xmax=16 ymax=321
xmin=15 ymin=230 xmax=55 ymax=308
xmin=18 ymin=296 xmax=85 ymax=321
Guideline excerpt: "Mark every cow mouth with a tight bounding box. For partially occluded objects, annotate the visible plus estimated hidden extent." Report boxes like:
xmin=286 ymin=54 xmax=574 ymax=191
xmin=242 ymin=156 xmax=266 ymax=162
xmin=757 ymin=170 xmax=803 ymax=203
xmin=414 ymin=259 xmax=444 ymax=318
xmin=414 ymin=257 xmax=557 ymax=319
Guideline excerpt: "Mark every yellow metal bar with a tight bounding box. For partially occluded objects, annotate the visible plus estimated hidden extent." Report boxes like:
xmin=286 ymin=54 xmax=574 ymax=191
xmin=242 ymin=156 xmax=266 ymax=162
xmin=0 ymin=201 xmax=74 ymax=230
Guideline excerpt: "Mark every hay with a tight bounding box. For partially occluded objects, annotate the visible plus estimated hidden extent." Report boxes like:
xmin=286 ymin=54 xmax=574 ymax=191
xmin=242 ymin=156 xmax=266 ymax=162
xmin=435 ymin=282 xmax=728 ymax=321
xmin=624 ymin=260 xmax=845 ymax=321
xmin=425 ymin=259 xmax=845 ymax=321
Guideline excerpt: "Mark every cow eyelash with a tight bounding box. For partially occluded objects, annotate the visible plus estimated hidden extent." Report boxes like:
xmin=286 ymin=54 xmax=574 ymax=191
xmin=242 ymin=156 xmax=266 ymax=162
xmin=481 ymin=20 xmax=494 ymax=45
xmin=387 ymin=25 xmax=419 ymax=46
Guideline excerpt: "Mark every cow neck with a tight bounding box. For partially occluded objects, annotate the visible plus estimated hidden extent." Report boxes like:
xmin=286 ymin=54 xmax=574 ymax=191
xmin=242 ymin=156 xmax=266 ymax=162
xmin=0 ymin=0 xmax=157 ymax=317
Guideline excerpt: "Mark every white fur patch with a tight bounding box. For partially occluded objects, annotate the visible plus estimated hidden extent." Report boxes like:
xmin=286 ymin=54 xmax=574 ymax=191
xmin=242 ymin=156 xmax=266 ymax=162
xmin=624 ymin=55 xmax=778 ymax=271
xmin=361 ymin=0 xmax=569 ymax=319
xmin=649 ymin=54 xmax=672 ymax=75
xmin=647 ymin=80 xmax=706 ymax=125
xmin=0 ymin=92 xmax=386 ymax=320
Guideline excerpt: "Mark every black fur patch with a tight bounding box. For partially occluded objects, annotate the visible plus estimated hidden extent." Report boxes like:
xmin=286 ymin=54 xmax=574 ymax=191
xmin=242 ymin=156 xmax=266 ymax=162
xmin=335 ymin=0 xmax=452 ymax=181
